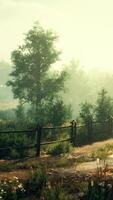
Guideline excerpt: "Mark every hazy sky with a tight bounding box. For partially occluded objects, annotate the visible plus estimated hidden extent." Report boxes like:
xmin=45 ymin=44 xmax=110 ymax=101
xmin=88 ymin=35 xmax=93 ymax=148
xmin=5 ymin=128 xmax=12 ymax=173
xmin=1 ymin=0 xmax=113 ymax=71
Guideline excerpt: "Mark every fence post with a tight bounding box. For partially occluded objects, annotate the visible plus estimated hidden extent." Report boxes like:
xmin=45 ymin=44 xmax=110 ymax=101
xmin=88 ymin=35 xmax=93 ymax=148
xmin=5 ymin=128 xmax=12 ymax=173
xmin=36 ymin=124 xmax=42 ymax=157
xmin=70 ymin=120 xmax=76 ymax=146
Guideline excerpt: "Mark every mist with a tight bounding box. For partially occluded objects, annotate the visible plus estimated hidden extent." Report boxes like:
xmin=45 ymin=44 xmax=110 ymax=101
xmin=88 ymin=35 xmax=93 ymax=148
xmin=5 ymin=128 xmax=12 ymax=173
xmin=1 ymin=59 xmax=113 ymax=118
xmin=0 ymin=61 xmax=13 ymax=102
xmin=63 ymin=60 xmax=113 ymax=117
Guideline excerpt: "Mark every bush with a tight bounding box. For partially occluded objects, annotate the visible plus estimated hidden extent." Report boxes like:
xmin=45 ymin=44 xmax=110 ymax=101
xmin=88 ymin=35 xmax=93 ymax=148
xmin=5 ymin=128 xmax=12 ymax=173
xmin=24 ymin=167 xmax=47 ymax=198
xmin=47 ymin=142 xmax=72 ymax=156
xmin=43 ymin=186 xmax=71 ymax=200
xmin=0 ymin=133 xmax=34 ymax=159
xmin=14 ymin=135 xmax=32 ymax=158
xmin=0 ymin=167 xmax=74 ymax=200
xmin=82 ymin=179 xmax=113 ymax=200
xmin=0 ymin=177 xmax=25 ymax=200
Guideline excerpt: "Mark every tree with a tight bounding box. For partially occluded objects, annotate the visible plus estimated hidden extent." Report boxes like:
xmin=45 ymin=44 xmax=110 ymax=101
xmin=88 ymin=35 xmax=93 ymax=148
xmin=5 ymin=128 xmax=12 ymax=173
xmin=15 ymin=102 xmax=25 ymax=126
xmin=79 ymin=102 xmax=94 ymax=123
xmin=46 ymin=99 xmax=72 ymax=126
xmin=7 ymin=22 xmax=68 ymax=124
xmin=95 ymin=89 xmax=113 ymax=122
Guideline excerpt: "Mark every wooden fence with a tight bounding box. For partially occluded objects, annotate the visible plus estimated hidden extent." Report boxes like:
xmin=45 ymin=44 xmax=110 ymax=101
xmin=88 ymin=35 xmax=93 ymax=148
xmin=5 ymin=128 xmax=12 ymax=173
xmin=0 ymin=116 xmax=113 ymax=157
xmin=35 ymin=121 xmax=75 ymax=156
xmin=0 ymin=121 xmax=76 ymax=157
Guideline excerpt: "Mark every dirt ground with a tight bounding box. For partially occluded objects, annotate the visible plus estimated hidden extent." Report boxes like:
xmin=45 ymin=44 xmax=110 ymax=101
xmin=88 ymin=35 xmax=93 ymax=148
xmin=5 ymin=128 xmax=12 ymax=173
xmin=1 ymin=138 xmax=113 ymax=180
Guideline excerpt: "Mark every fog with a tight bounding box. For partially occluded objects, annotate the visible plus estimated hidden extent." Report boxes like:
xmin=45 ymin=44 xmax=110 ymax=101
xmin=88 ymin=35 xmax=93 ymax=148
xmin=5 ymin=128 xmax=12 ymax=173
xmin=1 ymin=0 xmax=113 ymax=73
xmin=0 ymin=61 xmax=13 ymax=102
xmin=1 ymin=0 xmax=113 ymax=117
xmin=1 ymin=59 xmax=113 ymax=117
xmin=63 ymin=60 xmax=113 ymax=117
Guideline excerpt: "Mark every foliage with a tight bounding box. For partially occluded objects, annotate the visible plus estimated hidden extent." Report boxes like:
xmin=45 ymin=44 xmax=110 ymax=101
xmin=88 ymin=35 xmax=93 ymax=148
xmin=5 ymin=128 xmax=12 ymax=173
xmin=91 ymin=148 xmax=108 ymax=160
xmin=15 ymin=103 xmax=26 ymax=126
xmin=79 ymin=102 xmax=94 ymax=123
xmin=43 ymin=185 xmax=71 ymax=200
xmin=7 ymin=22 xmax=67 ymax=124
xmin=2 ymin=161 xmax=113 ymax=200
xmin=24 ymin=167 xmax=47 ymax=198
xmin=0 ymin=109 xmax=16 ymax=121
xmin=0 ymin=168 xmax=75 ymax=200
xmin=90 ymin=143 xmax=113 ymax=160
xmin=46 ymin=99 xmax=72 ymax=126
xmin=75 ymin=126 xmax=89 ymax=146
xmin=95 ymin=89 xmax=113 ymax=122
xmin=0 ymin=133 xmax=34 ymax=159
xmin=0 ymin=120 xmax=16 ymax=130
xmin=47 ymin=142 xmax=72 ymax=156
xmin=81 ymin=158 xmax=113 ymax=200
xmin=83 ymin=178 xmax=113 ymax=200
xmin=0 ymin=177 xmax=25 ymax=200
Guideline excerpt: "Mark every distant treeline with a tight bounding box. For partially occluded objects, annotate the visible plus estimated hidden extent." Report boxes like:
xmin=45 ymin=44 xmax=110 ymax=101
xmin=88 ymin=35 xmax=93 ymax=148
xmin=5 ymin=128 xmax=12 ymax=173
xmin=1 ymin=60 xmax=113 ymax=116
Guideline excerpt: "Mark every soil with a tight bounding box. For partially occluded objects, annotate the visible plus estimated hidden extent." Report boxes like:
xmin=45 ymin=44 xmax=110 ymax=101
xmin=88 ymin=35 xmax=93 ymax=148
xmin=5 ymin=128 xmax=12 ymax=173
xmin=1 ymin=138 xmax=113 ymax=180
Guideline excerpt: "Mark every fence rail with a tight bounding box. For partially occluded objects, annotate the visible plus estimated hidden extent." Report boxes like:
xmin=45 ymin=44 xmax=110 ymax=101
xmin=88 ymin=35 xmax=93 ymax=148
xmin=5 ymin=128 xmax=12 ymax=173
xmin=0 ymin=116 xmax=113 ymax=157
xmin=40 ymin=138 xmax=70 ymax=146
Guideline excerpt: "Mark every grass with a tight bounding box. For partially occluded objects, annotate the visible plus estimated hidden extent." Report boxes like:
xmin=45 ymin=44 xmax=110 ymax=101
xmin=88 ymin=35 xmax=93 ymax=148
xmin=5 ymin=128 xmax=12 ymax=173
xmin=89 ymin=143 xmax=113 ymax=160
xmin=0 ymin=144 xmax=111 ymax=173
xmin=0 ymin=156 xmax=77 ymax=172
xmin=0 ymin=166 xmax=89 ymax=200
xmin=0 ymin=160 xmax=113 ymax=200
xmin=1 ymin=140 xmax=113 ymax=177
xmin=1 ymin=140 xmax=113 ymax=199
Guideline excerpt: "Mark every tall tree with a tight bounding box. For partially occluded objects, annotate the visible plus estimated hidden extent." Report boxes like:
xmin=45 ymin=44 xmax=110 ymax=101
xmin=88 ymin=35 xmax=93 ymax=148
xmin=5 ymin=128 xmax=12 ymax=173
xmin=95 ymin=89 xmax=113 ymax=122
xmin=79 ymin=102 xmax=94 ymax=123
xmin=7 ymin=23 xmax=67 ymax=123
xmin=46 ymin=99 xmax=72 ymax=126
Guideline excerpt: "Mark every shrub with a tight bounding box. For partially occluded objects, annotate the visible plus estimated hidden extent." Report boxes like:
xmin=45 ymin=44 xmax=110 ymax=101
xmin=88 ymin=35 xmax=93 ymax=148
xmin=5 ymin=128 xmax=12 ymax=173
xmin=82 ymin=179 xmax=113 ymax=200
xmin=14 ymin=135 xmax=32 ymax=158
xmin=24 ymin=167 xmax=47 ymax=197
xmin=47 ymin=142 xmax=72 ymax=156
xmin=0 ymin=168 xmax=74 ymax=200
xmin=43 ymin=186 xmax=71 ymax=200
xmin=0 ymin=133 xmax=34 ymax=159
xmin=0 ymin=177 xmax=25 ymax=200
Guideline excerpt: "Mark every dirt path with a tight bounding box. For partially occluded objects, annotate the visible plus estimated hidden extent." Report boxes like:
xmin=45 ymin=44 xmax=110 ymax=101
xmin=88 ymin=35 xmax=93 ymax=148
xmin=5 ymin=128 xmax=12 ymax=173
xmin=71 ymin=138 xmax=113 ymax=157
xmin=0 ymin=138 xmax=113 ymax=180
xmin=0 ymin=170 xmax=29 ymax=180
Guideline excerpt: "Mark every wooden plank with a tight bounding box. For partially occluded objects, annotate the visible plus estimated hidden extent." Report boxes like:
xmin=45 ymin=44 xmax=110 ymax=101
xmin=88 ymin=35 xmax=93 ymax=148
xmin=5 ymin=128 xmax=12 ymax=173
xmin=42 ymin=125 xmax=71 ymax=130
xmin=77 ymin=124 xmax=86 ymax=128
xmin=40 ymin=138 xmax=70 ymax=145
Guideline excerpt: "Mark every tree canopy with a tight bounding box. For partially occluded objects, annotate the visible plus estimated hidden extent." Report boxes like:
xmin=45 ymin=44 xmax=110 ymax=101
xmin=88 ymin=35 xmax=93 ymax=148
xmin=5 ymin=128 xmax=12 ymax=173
xmin=95 ymin=89 xmax=113 ymax=122
xmin=79 ymin=102 xmax=94 ymax=123
xmin=7 ymin=23 xmax=69 ymax=124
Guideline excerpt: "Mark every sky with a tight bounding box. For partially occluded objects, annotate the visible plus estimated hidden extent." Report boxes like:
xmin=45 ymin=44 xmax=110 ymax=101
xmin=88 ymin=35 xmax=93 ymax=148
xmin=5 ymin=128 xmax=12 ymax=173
xmin=0 ymin=0 xmax=113 ymax=72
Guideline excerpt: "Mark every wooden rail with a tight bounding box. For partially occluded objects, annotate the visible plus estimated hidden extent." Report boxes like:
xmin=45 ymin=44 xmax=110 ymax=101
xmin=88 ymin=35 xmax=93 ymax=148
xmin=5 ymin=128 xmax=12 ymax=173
xmin=0 ymin=116 xmax=113 ymax=157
